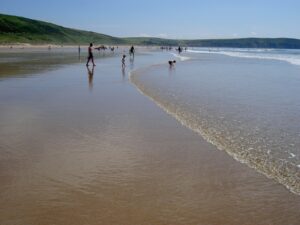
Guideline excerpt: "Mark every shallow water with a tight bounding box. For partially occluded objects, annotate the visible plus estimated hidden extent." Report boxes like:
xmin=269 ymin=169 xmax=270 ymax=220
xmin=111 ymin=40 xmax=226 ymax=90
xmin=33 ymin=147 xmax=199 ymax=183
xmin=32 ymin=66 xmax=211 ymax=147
xmin=0 ymin=49 xmax=300 ymax=225
xmin=131 ymin=51 xmax=300 ymax=194
xmin=0 ymin=47 xmax=121 ymax=78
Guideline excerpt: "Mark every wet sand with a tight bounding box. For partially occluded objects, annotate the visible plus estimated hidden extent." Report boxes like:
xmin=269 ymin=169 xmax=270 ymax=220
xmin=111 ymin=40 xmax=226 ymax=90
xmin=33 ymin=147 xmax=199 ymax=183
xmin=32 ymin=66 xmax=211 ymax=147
xmin=0 ymin=49 xmax=299 ymax=225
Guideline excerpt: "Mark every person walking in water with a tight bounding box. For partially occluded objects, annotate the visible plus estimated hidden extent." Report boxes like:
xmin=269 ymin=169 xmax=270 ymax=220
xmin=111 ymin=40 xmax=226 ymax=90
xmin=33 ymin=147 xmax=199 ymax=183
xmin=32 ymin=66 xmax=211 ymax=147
xmin=86 ymin=43 xmax=96 ymax=66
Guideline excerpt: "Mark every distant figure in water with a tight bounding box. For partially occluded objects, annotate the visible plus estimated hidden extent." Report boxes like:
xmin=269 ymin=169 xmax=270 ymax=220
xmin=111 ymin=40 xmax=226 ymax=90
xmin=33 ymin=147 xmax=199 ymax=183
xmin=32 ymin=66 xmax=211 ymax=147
xmin=168 ymin=60 xmax=176 ymax=67
xmin=177 ymin=46 xmax=182 ymax=54
xmin=86 ymin=43 xmax=96 ymax=66
xmin=129 ymin=45 xmax=135 ymax=57
xmin=122 ymin=55 xmax=126 ymax=68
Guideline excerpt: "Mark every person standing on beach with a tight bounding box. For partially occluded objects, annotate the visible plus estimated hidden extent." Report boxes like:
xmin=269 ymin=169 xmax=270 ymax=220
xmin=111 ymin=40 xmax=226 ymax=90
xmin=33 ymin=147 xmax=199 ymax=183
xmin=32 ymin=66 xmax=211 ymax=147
xmin=122 ymin=55 xmax=126 ymax=68
xmin=129 ymin=45 xmax=135 ymax=57
xmin=86 ymin=43 xmax=96 ymax=66
xmin=177 ymin=46 xmax=182 ymax=54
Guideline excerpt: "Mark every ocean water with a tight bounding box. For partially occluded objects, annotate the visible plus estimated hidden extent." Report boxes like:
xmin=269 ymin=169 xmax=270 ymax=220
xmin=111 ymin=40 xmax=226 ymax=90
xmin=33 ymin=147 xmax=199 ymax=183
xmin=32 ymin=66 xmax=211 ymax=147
xmin=131 ymin=48 xmax=300 ymax=194
xmin=187 ymin=47 xmax=300 ymax=66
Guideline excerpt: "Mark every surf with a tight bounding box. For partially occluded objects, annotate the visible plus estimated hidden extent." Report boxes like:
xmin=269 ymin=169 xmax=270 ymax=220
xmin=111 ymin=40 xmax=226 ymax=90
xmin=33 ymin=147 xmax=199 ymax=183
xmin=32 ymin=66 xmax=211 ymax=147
xmin=187 ymin=48 xmax=300 ymax=66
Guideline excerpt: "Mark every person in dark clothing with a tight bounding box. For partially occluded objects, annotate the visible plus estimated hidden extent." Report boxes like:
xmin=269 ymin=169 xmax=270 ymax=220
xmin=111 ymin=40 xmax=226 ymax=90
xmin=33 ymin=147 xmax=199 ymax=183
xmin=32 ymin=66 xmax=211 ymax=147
xmin=86 ymin=43 xmax=96 ymax=66
xmin=129 ymin=45 xmax=135 ymax=57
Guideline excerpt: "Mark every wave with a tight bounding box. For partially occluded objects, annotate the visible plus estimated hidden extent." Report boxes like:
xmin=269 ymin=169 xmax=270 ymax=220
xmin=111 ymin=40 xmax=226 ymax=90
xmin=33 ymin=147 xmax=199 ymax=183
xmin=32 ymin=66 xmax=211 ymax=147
xmin=170 ymin=53 xmax=191 ymax=61
xmin=187 ymin=49 xmax=300 ymax=66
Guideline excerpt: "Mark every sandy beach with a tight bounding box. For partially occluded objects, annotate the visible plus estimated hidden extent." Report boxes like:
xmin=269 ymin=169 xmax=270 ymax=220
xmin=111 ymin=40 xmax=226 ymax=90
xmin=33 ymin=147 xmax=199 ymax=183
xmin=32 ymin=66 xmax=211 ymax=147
xmin=0 ymin=48 xmax=299 ymax=225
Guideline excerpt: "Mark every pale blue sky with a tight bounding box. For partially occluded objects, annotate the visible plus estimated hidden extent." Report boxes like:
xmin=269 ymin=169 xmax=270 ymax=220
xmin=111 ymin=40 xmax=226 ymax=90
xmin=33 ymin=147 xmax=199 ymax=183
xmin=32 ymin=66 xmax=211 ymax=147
xmin=1 ymin=0 xmax=300 ymax=39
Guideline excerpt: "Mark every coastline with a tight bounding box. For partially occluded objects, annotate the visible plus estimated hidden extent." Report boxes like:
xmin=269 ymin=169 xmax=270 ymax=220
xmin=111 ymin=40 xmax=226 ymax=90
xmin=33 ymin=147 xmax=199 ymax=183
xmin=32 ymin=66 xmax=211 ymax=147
xmin=0 ymin=43 xmax=158 ymax=50
xmin=0 ymin=43 xmax=82 ymax=49
xmin=0 ymin=50 xmax=299 ymax=224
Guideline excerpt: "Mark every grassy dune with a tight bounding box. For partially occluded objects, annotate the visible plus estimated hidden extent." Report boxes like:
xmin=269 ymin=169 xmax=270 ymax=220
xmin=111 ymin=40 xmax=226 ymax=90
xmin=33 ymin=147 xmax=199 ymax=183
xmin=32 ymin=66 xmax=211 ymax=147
xmin=1 ymin=13 xmax=300 ymax=49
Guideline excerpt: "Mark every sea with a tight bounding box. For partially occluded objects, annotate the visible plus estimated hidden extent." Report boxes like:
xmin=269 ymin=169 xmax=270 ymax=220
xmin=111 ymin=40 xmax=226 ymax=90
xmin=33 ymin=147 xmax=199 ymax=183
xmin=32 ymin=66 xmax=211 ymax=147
xmin=131 ymin=47 xmax=300 ymax=194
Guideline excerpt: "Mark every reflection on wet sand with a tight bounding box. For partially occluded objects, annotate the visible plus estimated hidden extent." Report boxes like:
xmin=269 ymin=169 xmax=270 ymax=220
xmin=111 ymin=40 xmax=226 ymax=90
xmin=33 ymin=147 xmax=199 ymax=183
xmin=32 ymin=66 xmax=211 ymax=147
xmin=129 ymin=56 xmax=134 ymax=70
xmin=0 ymin=48 xmax=116 ymax=79
xmin=87 ymin=65 xmax=94 ymax=90
xmin=122 ymin=67 xmax=126 ymax=81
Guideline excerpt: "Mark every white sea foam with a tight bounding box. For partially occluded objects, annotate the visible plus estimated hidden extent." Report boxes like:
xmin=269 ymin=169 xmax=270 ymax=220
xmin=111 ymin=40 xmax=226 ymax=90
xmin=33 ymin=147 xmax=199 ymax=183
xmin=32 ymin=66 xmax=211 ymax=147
xmin=170 ymin=53 xmax=191 ymax=61
xmin=187 ymin=48 xmax=300 ymax=66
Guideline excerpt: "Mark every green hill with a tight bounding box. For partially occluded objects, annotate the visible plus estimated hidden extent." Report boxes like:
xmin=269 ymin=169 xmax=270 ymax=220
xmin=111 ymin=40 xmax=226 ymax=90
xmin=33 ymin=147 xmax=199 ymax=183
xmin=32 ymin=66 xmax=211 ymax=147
xmin=1 ymin=13 xmax=300 ymax=49
xmin=123 ymin=37 xmax=180 ymax=46
xmin=0 ymin=14 xmax=124 ymax=44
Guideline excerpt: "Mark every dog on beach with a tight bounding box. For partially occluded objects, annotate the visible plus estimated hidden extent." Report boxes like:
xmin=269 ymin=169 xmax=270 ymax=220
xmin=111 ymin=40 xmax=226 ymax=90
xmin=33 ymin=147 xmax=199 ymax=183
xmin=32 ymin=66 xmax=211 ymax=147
xmin=168 ymin=60 xmax=176 ymax=66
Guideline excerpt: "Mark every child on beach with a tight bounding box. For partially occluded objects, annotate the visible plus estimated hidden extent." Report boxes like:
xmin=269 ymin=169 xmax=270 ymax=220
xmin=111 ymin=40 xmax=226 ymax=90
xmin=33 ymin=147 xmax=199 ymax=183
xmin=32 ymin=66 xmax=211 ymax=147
xmin=122 ymin=55 xmax=126 ymax=68
xmin=86 ymin=43 xmax=96 ymax=66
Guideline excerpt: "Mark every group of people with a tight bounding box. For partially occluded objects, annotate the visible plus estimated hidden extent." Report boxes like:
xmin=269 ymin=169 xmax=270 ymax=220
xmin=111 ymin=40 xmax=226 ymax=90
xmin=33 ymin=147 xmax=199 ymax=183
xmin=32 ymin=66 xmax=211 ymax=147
xmin=85 ymin=43 xmax=181 ymax=90
xmin=86 ymin=43 xmax=180 ymax=69
xmin=86 ymin=43 xmax=135 ymax=67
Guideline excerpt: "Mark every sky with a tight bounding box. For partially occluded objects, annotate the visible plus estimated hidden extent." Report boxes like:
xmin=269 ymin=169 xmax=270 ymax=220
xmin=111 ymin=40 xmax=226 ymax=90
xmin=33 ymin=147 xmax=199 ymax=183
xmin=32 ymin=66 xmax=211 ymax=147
xmin=1 ymin=0 xmax=300 ymax=39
